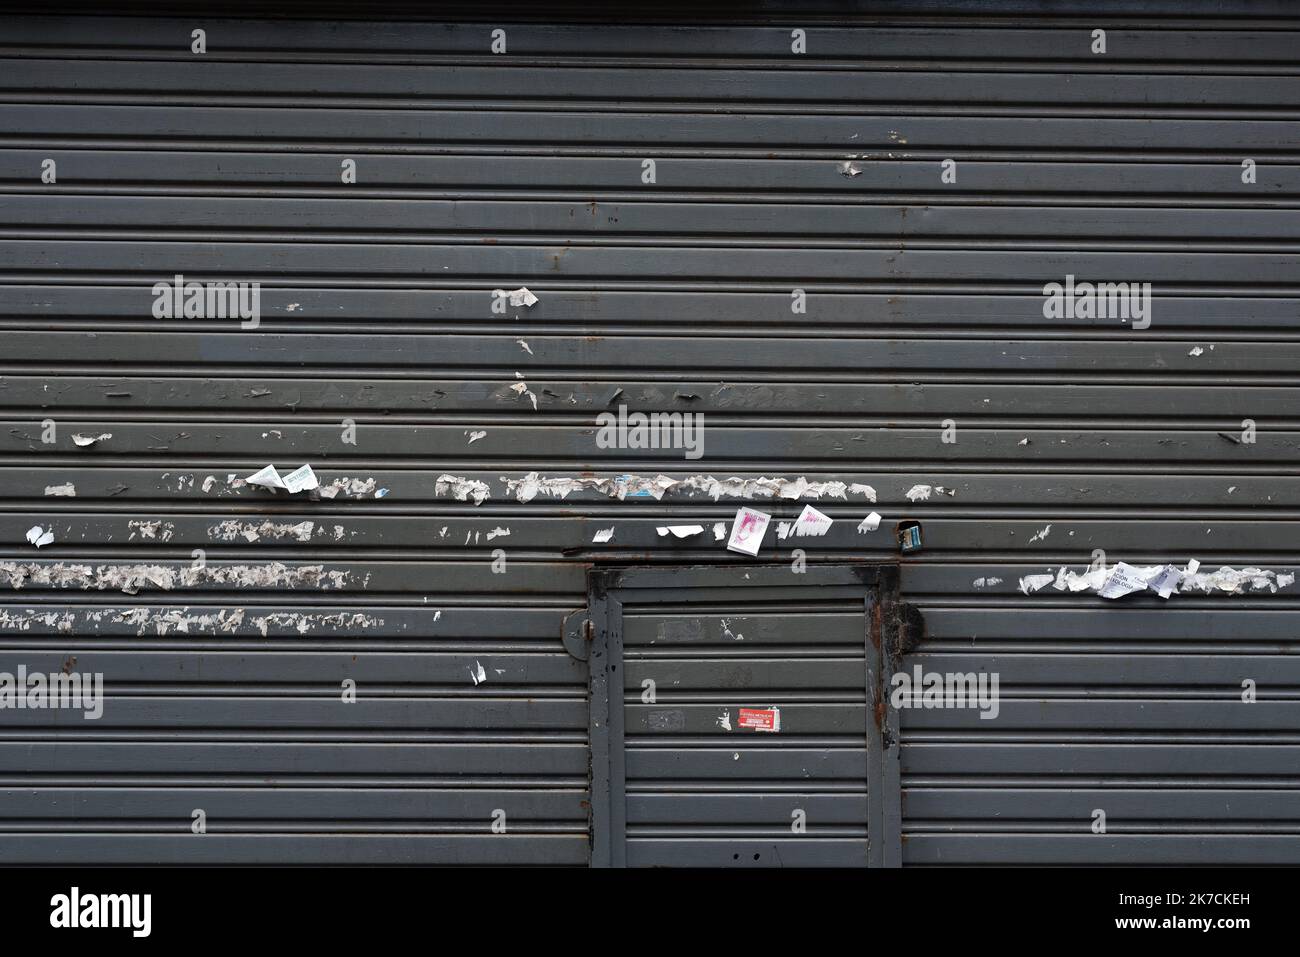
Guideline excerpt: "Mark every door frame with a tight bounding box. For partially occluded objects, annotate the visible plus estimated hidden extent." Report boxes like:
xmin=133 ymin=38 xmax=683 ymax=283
xmin=586 ymin=563 xmax=902 ymax=867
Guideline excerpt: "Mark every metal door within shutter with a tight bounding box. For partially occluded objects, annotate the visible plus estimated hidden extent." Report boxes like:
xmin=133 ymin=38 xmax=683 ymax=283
xmin=1 ymin=2 xmax=1299 ymax=866
xmin=588 ymin=564 xmax=900 ymax=868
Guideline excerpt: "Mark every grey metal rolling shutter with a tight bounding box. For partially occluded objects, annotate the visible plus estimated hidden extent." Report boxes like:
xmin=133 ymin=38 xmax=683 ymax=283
xmin=0 ymin=3 xmax=1298 ymax=866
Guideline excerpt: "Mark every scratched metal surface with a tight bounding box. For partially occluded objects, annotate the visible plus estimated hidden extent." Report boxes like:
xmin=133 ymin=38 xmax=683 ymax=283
xmin=0 ymin=4 xmax=1299 ymax=864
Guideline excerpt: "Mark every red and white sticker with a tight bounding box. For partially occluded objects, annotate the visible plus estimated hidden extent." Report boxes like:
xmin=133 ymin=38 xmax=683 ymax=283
xmin=737 ymin=707 xmax=781 ymax=732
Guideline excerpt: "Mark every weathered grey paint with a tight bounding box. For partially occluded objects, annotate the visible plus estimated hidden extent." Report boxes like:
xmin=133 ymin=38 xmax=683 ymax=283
xmin=0 ymin=4 xmax=1298 ymax=865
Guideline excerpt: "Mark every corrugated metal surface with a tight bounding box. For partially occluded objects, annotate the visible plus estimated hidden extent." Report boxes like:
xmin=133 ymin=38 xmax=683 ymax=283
xmin=1 ymin=3 xmax=1299 ymax=865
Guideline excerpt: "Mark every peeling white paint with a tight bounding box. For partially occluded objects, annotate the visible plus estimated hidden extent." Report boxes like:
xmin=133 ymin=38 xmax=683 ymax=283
xmin=315 ymin=477 xmax=379 ymax=500
xmin=509 ymin=379 xmax=539 ymax=411
xmin=0 ymin=561 xmax=356 ymax=594
xmin=434 ymin=474 xmax=491 ymax=506
xmin=206 ymin=519 xmax=314 ymax=544
xmin=0 ymin=605 xmax=383 ymax=638
xmin=503 ymin=472 xmax=880 ymax=504
xmin=0 ymin=609 xmax=75 ymax=632
xmin=128 ymin=520 xmax=175 ymax=542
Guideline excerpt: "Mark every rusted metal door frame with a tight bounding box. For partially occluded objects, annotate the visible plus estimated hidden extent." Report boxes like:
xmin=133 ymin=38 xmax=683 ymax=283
xmin=586 ymin=563 xmax=901 ymax=867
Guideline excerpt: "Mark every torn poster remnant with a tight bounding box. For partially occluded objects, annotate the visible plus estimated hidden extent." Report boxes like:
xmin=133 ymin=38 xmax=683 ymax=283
xmin=737 ymin=707 xmax=781 ymax=732
xmin=502 ymin=472 xmax=880 ymax=504
xmin=792 ymin=505 xmax=833 ymax=537
xmin=243 ymin=464 xmax=318 ymax=494
xmin=906 ymin=484 xmax=955 ymax=502
xmin=727 ymin=507 xmax=771 ymax=557
xmin=656 ymin=525 xmax=705 ymax=538
xmin=505 ymin=286 xmax=538 ymax=308
xmin=1098 ymin=562 xmax=1150 ymax=599
xmin=509 ymin=379 xmax=539 ymax=410
xmin=857 ymin=512 xmax=882 ymax=533
xmin=44 ymin=484 xmax=76 ymax=497
xmin=1022 ymin=560 xmax=1294 ymax=599
xmin=434 ymin=474 xmax=491 ymax=505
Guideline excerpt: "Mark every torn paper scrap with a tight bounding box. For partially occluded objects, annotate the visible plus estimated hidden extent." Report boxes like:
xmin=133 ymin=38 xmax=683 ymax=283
xmin=1149 ymin=564 xmax=1184 ymax=599
xmin=72 ymin=433 xmax=112 ymax=447
xmin=244 ymin=465 xmax=287 ymax=490
xmin=793 ymin=504 xmax=833 ymax=537
xmin=281 ymin=465 xmax=319 ymax=494
xmin=712 ymin=522 xmax=726 ymax=541
xmin=467 ymin=430 xmax=487 ymax=444
xmin=509 ymin=380 xmax=539 ymax=410
xmin=1018 ymin=573 xmax=1055 ymax=595
xmin=727 ymin=507 xmax=771 ymax=557
xmin=905 ymin=484 xmax=932 ymax=502
xmin=656 ymin=525 xmax=705 ymax=538
xmin=1099 ymin=562 xmax=1151 ymax=600
xmin=434 ymin=474 xmax=491 ymax=505
xmin=507 ymin=286 xmax=538 ymax=308
xmin=44 ymin=484 xmax=76 ymax=497
xmin=592 ymin=528 xmax=615 ymax=543
xmin=469 ymin=660 xmax=487 ymax=685
xmin=25 ymin=525 xmax=54 ymax=548
xmin=857 ymin=512 xmax=882 ymax=533
xmin=848 ymin=484 xmax=877 ymax=502
xmin=838 ymin=161 xmax=862 ymax=177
